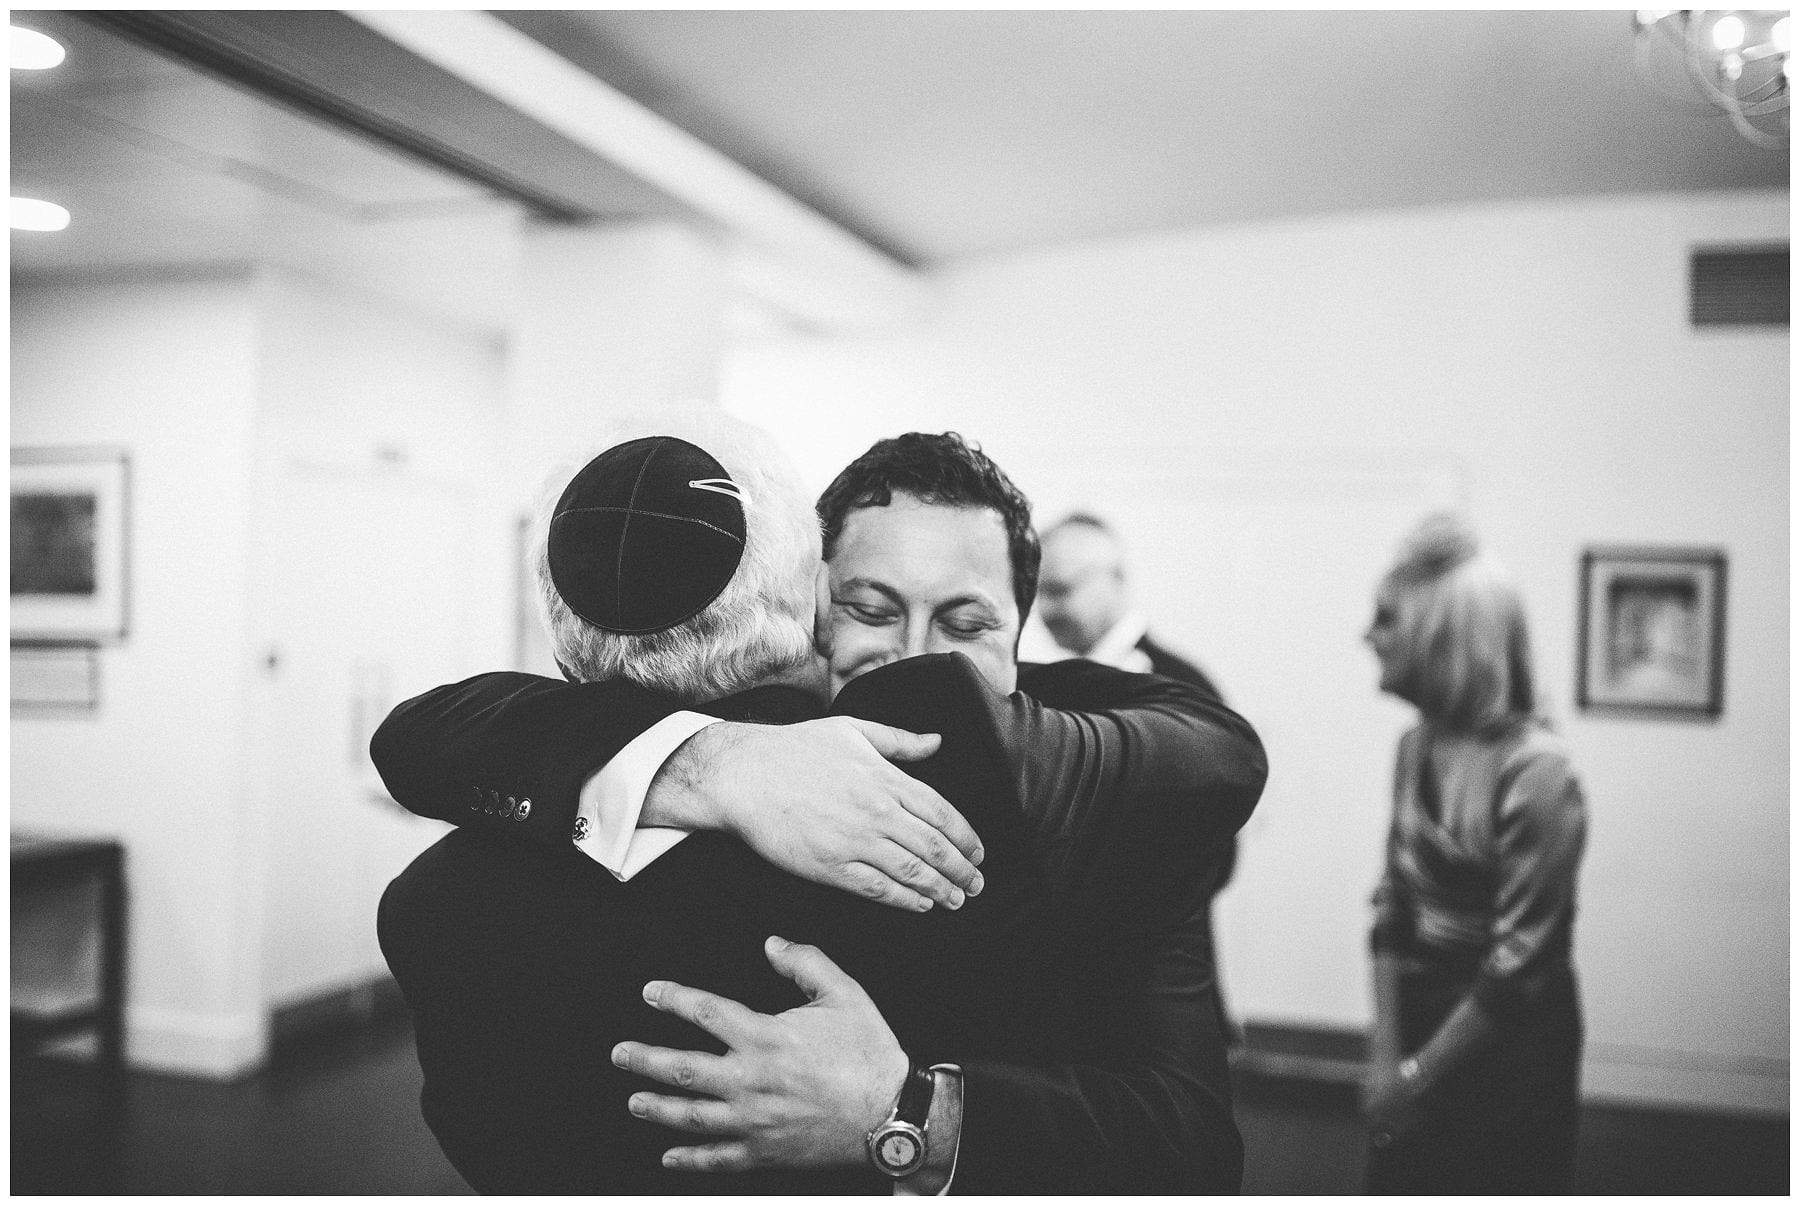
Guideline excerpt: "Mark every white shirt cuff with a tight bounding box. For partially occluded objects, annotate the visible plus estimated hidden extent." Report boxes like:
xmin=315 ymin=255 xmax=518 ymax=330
xmin=573 ymin=712 xmax=720 ymax=880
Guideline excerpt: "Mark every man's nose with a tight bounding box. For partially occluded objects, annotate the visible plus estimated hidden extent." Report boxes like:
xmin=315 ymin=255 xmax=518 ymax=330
xmin=902 ymin=623 xmax=934 ymax=660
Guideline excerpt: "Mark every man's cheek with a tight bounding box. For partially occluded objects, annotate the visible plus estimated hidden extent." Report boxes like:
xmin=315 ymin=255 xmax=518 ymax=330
xmin=822 ymin=622 xmax=864 ymax=679
xmin=833 ymin=626 xmax=902 ymax=677
xmin=975 ymin=635 xmax=1019 ymax=694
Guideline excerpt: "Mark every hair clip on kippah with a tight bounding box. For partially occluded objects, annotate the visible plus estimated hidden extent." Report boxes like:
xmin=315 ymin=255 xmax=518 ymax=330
xmin=689 ymin=478 xmax=746 ymax=503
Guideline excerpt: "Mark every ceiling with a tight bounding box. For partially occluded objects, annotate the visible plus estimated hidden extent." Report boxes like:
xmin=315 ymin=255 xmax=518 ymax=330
xmin=9 ymin=9 xmax=1789 ymax=330
xmin=494 ymin=8 xmax=1789 ymax=264
xmin=9 ymin=11 xmax=524 ymax=329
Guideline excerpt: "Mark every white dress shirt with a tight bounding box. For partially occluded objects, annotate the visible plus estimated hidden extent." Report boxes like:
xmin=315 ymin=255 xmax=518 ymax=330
xmin=1079 ymin=610 xmax=1154 ymax=673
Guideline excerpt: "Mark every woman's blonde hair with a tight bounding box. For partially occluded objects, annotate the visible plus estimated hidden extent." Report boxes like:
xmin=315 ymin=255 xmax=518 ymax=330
xmin=1383 ymin=512 xmax=1536 ymax=733
xmin=532 ymin=406 xmax=821 ymax=703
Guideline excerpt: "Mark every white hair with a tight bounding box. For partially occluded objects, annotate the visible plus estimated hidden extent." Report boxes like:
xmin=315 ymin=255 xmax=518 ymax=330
xmin=531 ymin=405 xmax=821 ymax=703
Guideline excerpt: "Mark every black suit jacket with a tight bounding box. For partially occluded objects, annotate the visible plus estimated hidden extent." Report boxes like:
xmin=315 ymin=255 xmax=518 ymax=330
xmin=1133 ymin=635 xmax=1237 ymax=895
xmin=1137 ymin=634 xmax=1223 ymax=706
xmin=376 ymin=655 xmax=1265 ymax=1193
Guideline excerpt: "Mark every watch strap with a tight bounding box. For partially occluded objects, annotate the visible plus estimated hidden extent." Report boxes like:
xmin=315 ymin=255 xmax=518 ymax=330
xmin=898 ymin=1064 xmax=964 ymax=1196
xmin=894 ymin=1063 xmax=935 ymax=1126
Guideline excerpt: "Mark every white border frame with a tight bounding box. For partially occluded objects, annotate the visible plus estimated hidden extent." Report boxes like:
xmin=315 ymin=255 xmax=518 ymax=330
xmin=11 ymin=447 xmax=131 ymax=645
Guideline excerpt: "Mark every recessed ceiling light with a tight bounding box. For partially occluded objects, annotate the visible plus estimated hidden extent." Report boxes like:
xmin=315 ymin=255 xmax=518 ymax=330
xmin=1710 ymin=13 xmax=1747 ymax=52
xmin=11 ymin=197 xmax=71 ymax=232
xmin=10 ymin=26 xmax=65 ymax=71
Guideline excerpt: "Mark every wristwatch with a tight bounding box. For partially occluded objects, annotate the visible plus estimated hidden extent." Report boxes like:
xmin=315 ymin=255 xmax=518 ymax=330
xmin=866 ymin=1064 xmax=935 ymax=1178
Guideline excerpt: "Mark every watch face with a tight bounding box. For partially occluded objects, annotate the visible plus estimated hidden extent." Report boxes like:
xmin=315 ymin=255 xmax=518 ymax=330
xmin=876 ymin=1128 xmax=922 ymax=1173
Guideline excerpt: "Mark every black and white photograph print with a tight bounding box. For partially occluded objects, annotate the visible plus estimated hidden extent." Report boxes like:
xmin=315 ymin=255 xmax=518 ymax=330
xmin=10 ymin=447 xmax=130 ymax=644
xmin=8 ymin=9 xmax=1787 ymax=1200
xmin=1578 ymin=546 xmax=1726 ymax=717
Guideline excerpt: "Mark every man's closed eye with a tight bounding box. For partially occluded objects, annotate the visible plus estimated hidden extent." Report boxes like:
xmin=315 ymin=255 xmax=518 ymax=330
xmin=940 ymin=616 xmax=997 ymax=640
xmin=837 ymin=600 xmax=897 ymax=626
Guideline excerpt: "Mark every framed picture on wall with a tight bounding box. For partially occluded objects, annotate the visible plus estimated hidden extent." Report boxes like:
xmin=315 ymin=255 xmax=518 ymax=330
xmin=1576 ymin=546 xmax=1726 ymax=718
xmin=11 ymin=447 xmax=131 ymax=645
xmin=11 ymin=644 xmax=101 ymax=711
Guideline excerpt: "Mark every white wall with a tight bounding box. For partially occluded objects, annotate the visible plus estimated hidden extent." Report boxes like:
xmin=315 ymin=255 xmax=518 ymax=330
xmin=245 ymin=268 xmax=510 ymax=1012
xmin=723 ymin=188 xmax=1789 ymax=1113
xmin=12 ymin=275 xmax=268 ymax=1074
xmin=12 ymin=269 xmax=511 ymax=1074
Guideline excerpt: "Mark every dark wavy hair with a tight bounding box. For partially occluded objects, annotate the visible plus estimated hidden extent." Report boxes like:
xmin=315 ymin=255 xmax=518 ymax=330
xmin=817 ymin=432 xmax=1041 ymax=623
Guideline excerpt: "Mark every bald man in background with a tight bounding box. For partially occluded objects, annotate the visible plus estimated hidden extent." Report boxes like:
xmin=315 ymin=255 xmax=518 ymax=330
xmin=1035 ymin=512 xmax=1239 ymax=1044
xmin=1036 ymin=513 xmax=1223 ymax=696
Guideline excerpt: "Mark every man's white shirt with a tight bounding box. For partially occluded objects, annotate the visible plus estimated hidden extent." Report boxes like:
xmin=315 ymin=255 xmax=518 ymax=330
xmin=574 ymin=711 xmax=717 ymax=880
xmin=1079 ymin=610 xmax=1154 ymax=673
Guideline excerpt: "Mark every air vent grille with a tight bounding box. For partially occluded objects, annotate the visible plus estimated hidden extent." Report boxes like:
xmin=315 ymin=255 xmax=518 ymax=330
xmin=1690 ymin=246 xmax=1788 ymax=327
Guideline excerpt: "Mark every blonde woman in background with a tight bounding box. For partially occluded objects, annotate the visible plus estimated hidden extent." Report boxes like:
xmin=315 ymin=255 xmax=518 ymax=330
xmin=1359 ymin=514 xmax=1588 ymax=1192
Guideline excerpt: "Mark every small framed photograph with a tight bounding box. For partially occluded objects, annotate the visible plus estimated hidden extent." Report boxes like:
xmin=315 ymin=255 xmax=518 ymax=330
xmin=1577 ymin=546 xmax=1726 ymax=718
xmin=11 ymin=448 xmax=131 ymax=645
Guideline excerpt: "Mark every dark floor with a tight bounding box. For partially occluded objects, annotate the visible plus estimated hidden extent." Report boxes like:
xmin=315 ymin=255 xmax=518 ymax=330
xmin=12 ymin=1019 xmax=1789 ymax=1195
xmin=1234 ymin=1073 xmax=1788 ymax=1195
xmin=13 ymin=1015 xmax=470 ymax=1196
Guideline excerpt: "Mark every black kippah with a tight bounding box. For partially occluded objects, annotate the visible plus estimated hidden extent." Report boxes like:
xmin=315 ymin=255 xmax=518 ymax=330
xmin=547 ymin=436 xmax=746 ymax=634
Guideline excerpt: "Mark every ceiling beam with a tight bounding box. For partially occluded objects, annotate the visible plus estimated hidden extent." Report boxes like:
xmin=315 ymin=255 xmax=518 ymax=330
xmin=86 ymin=9 xmax=928 ymax=329
xmin=83 ymin=10 xmax=677 ymax=224
xmin=348 ymin=10 xmax=927 ymax=329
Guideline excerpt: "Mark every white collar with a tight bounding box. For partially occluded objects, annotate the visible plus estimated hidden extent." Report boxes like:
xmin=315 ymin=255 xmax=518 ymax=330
xmin=1083 ymin=611 xmax=1151 ymax=670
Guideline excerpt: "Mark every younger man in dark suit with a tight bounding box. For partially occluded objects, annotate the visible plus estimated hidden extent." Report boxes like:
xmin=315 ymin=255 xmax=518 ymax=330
xmin=378 ymin=419 xmax=1264 ymax=1192
xmin=1036 ymin=511 xmax=1224 ymax=696
xmin=1035 ymin=510 xmax=1241 ymax=1039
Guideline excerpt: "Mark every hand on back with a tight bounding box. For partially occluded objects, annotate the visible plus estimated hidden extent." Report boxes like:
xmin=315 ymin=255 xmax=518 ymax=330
xmin=649 ymin=717 xmax=985 ymax=912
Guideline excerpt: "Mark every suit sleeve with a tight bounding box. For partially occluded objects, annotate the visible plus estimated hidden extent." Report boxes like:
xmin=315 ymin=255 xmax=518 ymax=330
xmin=968 ymin=659 xmax=1261 ymax=1192
xmin=840 ymin=655 xmax=1265 ymax=1193
xmin=370 ymin=672 xmax=687 ymax=848
xmin=1006 ymin=658 xmax=1266 ymax=896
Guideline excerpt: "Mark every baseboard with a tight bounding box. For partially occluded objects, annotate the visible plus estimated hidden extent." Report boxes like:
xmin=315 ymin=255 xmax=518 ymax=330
xmin=268 ymin=975 xmax=410 ymax=1061
xmin=121 ymin=1005 xmax=268 ymax=1080
xmin=1583 ymin=1043 xmax=1788 ymax=1118
xmin=1233 ymin=1020 xmax=1367 ymax=1085
xmin=24 ymin=978 xmax=412 ymax=1082
xmin=1233 ymin=1019 xmax=1789 ymax=1119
